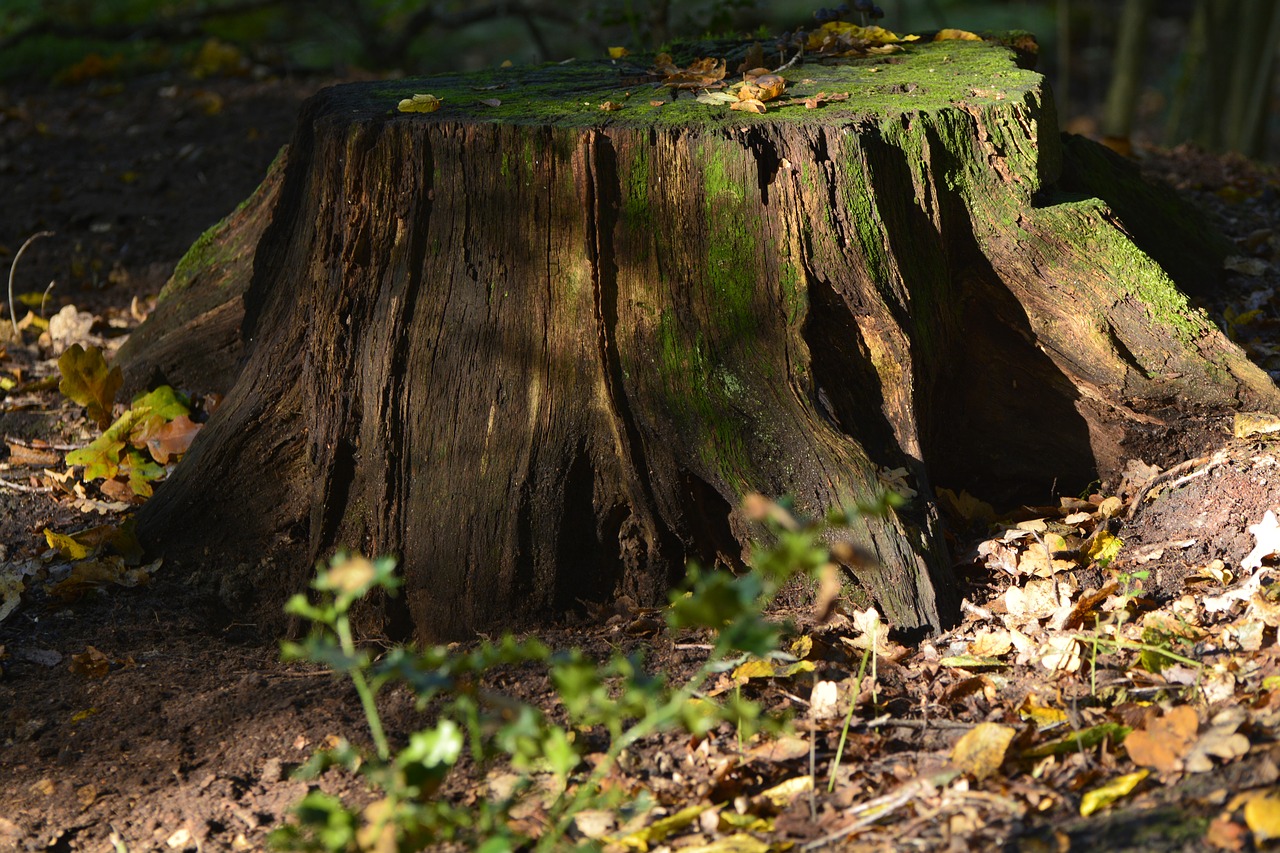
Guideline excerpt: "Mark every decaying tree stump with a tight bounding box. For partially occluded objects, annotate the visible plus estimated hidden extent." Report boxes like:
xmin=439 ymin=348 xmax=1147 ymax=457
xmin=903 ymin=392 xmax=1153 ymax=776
xmin=118 ymin=36 xmax=1280 ymax=640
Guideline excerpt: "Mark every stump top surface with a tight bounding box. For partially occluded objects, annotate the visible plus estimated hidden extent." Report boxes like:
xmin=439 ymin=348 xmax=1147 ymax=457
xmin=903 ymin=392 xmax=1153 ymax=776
xmin=321 ymin=37 xmax=1042 ymax=129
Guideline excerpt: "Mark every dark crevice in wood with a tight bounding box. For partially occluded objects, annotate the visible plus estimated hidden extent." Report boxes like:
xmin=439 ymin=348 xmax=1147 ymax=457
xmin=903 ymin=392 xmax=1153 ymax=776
xmin=676 ymin=471 xmax=743 ymax=572
xmin=584 ymin=130 xmax=683 ymax=572
xmin=801 ymin=271 xmax=900 ymax=466
xmin=742 ymin=127 xmax=781 ymax=206
xmin=553 ymin=441 xmax=626 ymax=613
xmin=927 ymin=232 xmax=1098 ymax=506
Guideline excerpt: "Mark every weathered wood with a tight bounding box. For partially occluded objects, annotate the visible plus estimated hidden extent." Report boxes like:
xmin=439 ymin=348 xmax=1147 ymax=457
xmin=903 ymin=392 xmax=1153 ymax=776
xmin=122 ymin=37 xmax=1280 ymax=640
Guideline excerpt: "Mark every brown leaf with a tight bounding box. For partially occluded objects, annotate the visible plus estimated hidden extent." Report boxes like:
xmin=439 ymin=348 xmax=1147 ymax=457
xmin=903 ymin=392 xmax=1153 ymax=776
xmin=1124 ymin=705 xmax=1198 ymax=773
xmin=654 ymin=55 xmax=726 ymax=89
xmin=144 ymin=414 xmax=202 ymax=464
xmin=69 ymin=646 xmax=111 ymax=678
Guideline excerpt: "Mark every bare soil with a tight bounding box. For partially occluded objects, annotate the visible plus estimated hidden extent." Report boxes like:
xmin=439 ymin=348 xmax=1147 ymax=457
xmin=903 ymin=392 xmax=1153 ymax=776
xmin=2 ymin=68 xmax=1280 ymax=851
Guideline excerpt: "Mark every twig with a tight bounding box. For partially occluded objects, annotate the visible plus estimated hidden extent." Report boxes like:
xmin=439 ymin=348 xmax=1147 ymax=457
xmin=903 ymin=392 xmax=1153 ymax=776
xmin=772 ymin=47 xmax=804 ymax=74
xmin=0 ymin=477 xmax=54 ymax=494
xmin=856 ymin=714 xmax=975 ymax=731
xmin=7 ymin=231 xmax=53 ymax=337
xmin=5 ymin=436 xmax=81 ymax=452
xmin=802 ymin=777 xmax=935 ymax=850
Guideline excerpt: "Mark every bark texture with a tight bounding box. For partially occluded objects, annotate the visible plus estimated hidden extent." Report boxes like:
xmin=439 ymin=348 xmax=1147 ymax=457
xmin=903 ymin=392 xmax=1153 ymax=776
xmin=123 ymin=38 xmax=1280 ymax=640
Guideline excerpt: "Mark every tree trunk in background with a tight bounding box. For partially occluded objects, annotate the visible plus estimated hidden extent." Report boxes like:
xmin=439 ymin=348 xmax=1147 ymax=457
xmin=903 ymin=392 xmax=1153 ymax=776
xmin=1099 ymin=0 xmax=1151 ymax=155
xmin=120 ymin=36 xmax=1280 ymax=641
xmin=1166 ymin=0 xmax=1279 ymax=157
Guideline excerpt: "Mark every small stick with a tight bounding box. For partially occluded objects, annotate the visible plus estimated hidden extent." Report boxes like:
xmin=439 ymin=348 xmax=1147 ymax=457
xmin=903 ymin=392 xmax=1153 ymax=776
xmin=7 ymin=231 xmax=54 ymax=337
xmin=0 ymin=477 xmax=54 ymax=494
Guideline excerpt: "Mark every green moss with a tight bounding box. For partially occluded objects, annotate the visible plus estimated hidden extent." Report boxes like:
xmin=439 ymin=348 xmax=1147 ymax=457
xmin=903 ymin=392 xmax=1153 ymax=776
xmin=654 ymin=309 xmax=752 ymax=494
xmin=624 ymin=145 xmax=652 ymax=228
xmin=361 ymin=39 xmax=1041 ymax=132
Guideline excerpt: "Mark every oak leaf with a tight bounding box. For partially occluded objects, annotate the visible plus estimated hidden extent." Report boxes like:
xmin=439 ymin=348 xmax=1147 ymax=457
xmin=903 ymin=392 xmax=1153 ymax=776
xmin=58 ymin=344 xmax=121 ymax=430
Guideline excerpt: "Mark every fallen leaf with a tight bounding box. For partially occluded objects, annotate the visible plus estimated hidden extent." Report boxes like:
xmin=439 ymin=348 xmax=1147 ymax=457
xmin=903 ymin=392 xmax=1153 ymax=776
xmin=1185 ymin=707 xmax=1250 ymax=773
xmin=57 ymin=344 xmax=121 ymax=430
xmin=398 ymin=94 xmax=442 ymax=113
xmin=1242 ymin=510 xmax=1280 ymax=571
xmin=1018 ymin=694 xmax=1068 ymax=730
xmin=1080 ymin=770 xmax=1148 ymax=816
xmin=1037 ymin=635 xmax=1083 ymax=672
xmin=69 ymin=646 xmax=111 ymax=678
xmin=1088 ymin=530 xmax=1124 ymax=566
xmin=653 ymin=54 xmax=726 ymax=89
xmin=44 ymin=528 xmax=92 ymax=560
xmin=935 ymin=28 xmax=983 ymax=41
xmin=970 ymin=629 xmax=1013 ymax=657
xmin=1124 ymin=705 xmax=1198 ymax=773
xmin=951 ymin=722 xmax=1015 ymax=781
xmin=745 ymin=735 xmax=810 ymax=763
xmin=0 ymin=567 xmax=24 ymax=624
xmin=845 ymin=606 xmax=891 ymax=654
xmin=730 ymin=98 xmax=766 ymax=114
xmin=756 ymin=776 xmax=812 ymax=810
xmin=1246 ymin=794 xmax=1280 ymax=842
xmin=143 ymin=414 xmax=201 ymax=464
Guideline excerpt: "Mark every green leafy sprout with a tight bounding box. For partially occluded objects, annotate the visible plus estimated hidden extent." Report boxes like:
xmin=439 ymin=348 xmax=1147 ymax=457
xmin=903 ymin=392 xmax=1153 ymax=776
xmin=271 ymin=494 xmax=896 ymax=851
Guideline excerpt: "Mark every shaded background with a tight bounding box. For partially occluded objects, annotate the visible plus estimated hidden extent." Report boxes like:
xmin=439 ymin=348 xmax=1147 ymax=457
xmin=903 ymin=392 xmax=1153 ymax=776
xmin=1 ymin=0 xmax=1277 ymax=160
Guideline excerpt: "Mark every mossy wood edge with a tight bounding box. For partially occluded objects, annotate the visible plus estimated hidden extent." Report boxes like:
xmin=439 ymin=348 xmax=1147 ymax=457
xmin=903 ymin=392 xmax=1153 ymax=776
xmin=122 ymin=38 xmax=1278 ymax=640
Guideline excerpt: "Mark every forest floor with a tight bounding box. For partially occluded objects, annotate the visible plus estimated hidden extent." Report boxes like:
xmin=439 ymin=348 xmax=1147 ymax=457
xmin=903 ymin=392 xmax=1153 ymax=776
xmin=4 ymin=67 xmax=1280 ymax=852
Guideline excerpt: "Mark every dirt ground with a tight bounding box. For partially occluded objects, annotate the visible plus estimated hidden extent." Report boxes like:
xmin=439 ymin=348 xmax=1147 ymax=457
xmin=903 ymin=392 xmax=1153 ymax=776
xmin=3 ymin=66 xmax=1280 ymax=852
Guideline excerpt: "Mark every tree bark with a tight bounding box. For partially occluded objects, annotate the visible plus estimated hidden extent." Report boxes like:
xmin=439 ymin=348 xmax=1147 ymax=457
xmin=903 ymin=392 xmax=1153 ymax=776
xmin=121 ymin=37 xmax=1280 ymax=640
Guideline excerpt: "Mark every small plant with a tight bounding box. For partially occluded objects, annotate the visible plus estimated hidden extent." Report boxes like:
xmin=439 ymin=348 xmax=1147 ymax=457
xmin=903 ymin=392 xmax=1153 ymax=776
xmin=271 ymin=495 xmax=889 ymax=851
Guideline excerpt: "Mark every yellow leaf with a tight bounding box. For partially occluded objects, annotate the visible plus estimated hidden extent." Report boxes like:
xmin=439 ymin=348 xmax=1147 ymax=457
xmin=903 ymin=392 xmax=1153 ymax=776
xmin=1245 ymin=794 xmax=1280 ymax=841
xmin=608 ymin=46 xmax=629 ymax=58
xmin=1088 ymin=531 xmax=1123 ymax=566
xmin=732 ymin=658 xmax=777 ymax=682
xmin=935 ymin=28 xmax=983 ymax=41
xmin=398 ymin=94 xmax=442 ymax=113
xmin=612 ymin=803 xmax=712 ymax=850
xmin=1018 ymin=694 xmax=1068 ymax=729
xmin=757 ymin=775 xmax=812 ymax=810
xmin=44 ymin=529 xmax=91 ymax=560
xmin=57 ymin=343 xmax=122 ymax=430
xmin=680 ymin=834 xmax=771 ymax=853
xmin=1080 ymin=770 xmax=1148 ymax=816
xmin=951 ymin=722 xmax=1015 ymax=781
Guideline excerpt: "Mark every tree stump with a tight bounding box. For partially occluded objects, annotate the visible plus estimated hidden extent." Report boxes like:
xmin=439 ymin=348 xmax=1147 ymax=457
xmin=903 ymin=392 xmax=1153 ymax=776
xmin=120 ymin=36 xmax=1280 ymax=640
